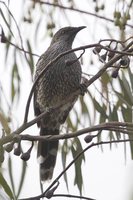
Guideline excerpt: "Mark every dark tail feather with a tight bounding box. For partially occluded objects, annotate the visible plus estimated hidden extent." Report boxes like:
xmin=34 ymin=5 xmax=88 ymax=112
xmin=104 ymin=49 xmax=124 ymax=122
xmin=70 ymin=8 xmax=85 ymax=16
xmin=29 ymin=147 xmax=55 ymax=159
xmin=37 ymin=127 xmax=59 ymax=181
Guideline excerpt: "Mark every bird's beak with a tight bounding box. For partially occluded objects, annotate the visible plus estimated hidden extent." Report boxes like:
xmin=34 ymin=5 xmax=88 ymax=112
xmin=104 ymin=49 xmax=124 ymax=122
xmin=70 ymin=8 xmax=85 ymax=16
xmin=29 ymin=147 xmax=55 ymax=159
xmin=75 ymin=26 xmax=86 ymax=32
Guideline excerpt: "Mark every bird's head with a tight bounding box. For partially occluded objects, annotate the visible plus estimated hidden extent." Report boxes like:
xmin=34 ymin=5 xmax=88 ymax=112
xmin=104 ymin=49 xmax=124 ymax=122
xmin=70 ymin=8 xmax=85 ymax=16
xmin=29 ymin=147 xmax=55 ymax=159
xmin=50 ymin=26 xmax=86 ymax=47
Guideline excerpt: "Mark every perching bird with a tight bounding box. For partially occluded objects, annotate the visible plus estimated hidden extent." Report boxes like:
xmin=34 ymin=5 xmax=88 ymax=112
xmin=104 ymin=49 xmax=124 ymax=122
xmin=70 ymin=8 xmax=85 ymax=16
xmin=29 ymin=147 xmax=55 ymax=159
xmin=34 ymin=26 xmax=86 ymax=181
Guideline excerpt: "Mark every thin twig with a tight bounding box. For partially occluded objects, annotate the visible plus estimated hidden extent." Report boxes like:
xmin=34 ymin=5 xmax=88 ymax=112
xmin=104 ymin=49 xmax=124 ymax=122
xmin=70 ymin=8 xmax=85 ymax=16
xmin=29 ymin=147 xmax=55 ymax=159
xmin=16 ymin=122 xmax=133 ymax=142
xmin=31 ymin=0 xmax=133 ymax=28
xmin=6 ymin=40 xmax=39 ymax=57
xmin=53 ymin=193 xmax=95 ymax=200
xmin=1 ymin=119 xmax=133 ymax=146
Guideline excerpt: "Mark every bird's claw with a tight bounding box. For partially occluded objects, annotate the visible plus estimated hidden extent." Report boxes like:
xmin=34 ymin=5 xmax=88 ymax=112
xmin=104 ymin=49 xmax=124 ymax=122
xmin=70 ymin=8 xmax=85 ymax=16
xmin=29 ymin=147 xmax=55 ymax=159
xmin=79 ymin=77 xmax=89 ymax=96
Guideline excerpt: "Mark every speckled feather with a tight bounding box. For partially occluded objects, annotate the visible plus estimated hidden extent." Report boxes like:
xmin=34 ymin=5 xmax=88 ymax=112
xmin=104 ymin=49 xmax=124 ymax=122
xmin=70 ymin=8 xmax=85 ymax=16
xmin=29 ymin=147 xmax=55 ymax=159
xmin=33 ymin=26 xmax=85 ymax=181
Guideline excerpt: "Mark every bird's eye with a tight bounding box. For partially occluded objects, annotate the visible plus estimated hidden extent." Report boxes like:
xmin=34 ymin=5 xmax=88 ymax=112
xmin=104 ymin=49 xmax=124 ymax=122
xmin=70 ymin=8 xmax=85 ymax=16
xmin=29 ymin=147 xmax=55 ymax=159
xmin=61 ymin=30 xmax=65 ymax=34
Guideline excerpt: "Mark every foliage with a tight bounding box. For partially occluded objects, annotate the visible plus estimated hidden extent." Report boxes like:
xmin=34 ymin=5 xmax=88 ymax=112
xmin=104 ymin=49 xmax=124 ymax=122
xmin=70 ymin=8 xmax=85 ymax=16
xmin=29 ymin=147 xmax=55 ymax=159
xmin=0 ymin=0 xmax=133 ymax=199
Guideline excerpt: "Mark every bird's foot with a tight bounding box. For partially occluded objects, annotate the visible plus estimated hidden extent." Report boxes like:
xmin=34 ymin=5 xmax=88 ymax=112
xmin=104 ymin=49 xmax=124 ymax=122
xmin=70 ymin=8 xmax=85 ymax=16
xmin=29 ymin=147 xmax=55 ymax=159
xmin=79 ymin=77 xmax=89 ymax=96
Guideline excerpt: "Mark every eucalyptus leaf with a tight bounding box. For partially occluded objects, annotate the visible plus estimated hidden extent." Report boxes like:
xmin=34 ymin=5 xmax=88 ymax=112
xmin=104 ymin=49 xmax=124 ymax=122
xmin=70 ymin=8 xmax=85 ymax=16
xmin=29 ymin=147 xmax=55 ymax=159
xmin=118 ymin=73 xmax=133 ymax=105
xmin=0 ymin=172 xmax=14 ymax=199
xmin=0 ymin=9 xmax=14 ymax=36
xmin=93 ymin=98 xmax=108 ymax=118
xmin=16 ymin=161 xmax=27 ymax=198
xmin=71 ymin=137 xmax=85 ymax=194
xmin=61 ymin=140 xmax=69 ymax=190
xmin=0 ymin=112 xmax=10 ymax=134
xmin=26 ymin=40 xmax=35 ymax=75
xmin=8 ymin=156 xmax=16 ymax=197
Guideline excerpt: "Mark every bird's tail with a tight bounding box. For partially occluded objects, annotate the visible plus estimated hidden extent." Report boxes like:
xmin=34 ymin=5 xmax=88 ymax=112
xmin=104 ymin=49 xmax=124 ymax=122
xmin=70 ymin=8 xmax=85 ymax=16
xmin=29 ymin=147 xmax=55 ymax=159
xmin=37 ymin=127 xmax=59 ymax=181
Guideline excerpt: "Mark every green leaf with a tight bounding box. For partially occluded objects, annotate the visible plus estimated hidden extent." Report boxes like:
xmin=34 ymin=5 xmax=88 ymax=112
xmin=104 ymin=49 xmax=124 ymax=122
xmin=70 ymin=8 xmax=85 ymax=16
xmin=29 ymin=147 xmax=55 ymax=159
xmin=0 ymin=9 xmax=14 ymax=36
xmin=73 ymin=138 xmax=85 ymax=162
xmin=128 ymin=68 xmax=133 ymax=91
xmin=16 ymin=161 xmax=27 ymax=198
xmin=101 ymin=70 xmax=110 ymax=86
xmin=79 ymin=95 xmax=92 ymax=126
xmin=26 ymin=40 xmax=34 ymax=75
xmin=121 ymin=106 xmax=133 ymax=159
xmin=11 ymin=63 xmax=16 ymax=102
xmin=73 ymin=107 xmax=81 ymax=129
xmin=0 ymin=145 xmax=4 ymax=164
xmin=8 ymin=156 xmax=16 ymax=197
xmin=0 ymin=112 xmax=11 ymax=134
xmin=118 ymin=73 xmax=133 ymax=105
xmin=71 ymin=138 xmax=84 ymax=194
xmin=71 ymin=146 xmax=83 ymax=194
xmin=34 ymin=16 xmax=42 ymax=45
xmin=11 ymin=79 xmax=15 ymax=103
xmin=113 ymin=90 xmax=132 ymax=109
xmin=108 ymin=104 xmax=117 ymax=121
xmin=108 ymin=104 xmax=120 ymax=138
xmin=61 ymin=140 xmax=69 ymax=191
xmin=11 ymin=60 xmax=21 ymax=103
xmin=66 ymin=116 xmax=76 ymax=132
xmin=93 ymin=98 xmax=108 ymax=118
xmin=121 ymin=105 xmax=132 ymax=122
xmin=79 ymin=96 xmax=89 ymax=115
xmin=5 ymin=34 xmax=12 ymax=64
xmin=108 ymin=105 xmax=121 ymax=146
xmin=0 ymin=172 xmax=14 ymax=199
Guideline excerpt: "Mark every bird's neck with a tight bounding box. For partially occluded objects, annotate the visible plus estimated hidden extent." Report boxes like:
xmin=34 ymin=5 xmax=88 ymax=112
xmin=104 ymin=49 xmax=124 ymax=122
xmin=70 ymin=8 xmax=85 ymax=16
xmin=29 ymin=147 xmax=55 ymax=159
xmin=50 ymin=40 xmax=72 ymax=52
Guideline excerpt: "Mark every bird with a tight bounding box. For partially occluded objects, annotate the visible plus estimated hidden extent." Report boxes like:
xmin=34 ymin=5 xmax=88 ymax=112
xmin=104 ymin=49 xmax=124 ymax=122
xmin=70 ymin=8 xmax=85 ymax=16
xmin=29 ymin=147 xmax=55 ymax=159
xmin=33 ymin=26 xmax=86 ymax=181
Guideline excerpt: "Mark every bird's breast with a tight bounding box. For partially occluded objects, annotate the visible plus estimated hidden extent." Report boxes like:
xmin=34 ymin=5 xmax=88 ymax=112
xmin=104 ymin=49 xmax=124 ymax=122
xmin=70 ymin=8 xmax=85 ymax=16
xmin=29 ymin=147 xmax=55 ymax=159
xmin=36 ymin=50 xmax=82 ymax=111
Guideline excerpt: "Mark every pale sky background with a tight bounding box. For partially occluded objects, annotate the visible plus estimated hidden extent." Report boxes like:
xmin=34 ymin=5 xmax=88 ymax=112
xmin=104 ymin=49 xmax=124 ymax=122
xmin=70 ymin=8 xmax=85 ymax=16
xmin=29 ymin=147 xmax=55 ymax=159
xmin=0 ymin=0 xmax=133 ymax=200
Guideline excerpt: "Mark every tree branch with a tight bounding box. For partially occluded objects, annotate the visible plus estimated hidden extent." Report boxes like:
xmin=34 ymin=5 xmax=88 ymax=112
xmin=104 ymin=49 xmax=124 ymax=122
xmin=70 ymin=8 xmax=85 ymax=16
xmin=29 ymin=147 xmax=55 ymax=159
xmin=31 ymin=0 xmax=133 ymax=28
xmin=1 ymin=121 xmax=133 ymax=146
xmin=53 ymin=194 xmax=95 ymax=200
xmin=14 ymin=121 xmax=133 ymax=142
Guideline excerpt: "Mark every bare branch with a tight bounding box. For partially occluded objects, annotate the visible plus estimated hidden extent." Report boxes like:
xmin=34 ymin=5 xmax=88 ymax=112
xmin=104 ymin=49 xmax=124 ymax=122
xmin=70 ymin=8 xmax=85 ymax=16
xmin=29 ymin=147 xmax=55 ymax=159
xmin=5 ymin=39 xmax=39 ymax=57
xmin=31 ymin=0 xmax=133 ymax=28
xmin=14 ymin=121 xmax=133 ymax=142
xmin=53 ymin=194 xmax=95 ymax=200
xmin=1 ymin=120 xmax=133 ymax=147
